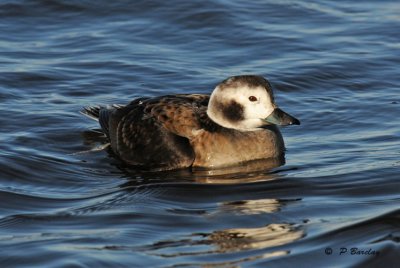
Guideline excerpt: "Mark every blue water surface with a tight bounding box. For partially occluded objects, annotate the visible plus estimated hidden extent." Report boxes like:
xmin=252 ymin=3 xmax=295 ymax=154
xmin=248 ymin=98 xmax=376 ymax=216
xmin=0 ymin=1 xmax=399 ymax=267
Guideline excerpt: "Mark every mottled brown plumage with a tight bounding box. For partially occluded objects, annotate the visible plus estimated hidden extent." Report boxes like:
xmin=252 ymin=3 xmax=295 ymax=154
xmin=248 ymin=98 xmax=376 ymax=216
xmin=82 ymin=75 xmax=300 ymax=170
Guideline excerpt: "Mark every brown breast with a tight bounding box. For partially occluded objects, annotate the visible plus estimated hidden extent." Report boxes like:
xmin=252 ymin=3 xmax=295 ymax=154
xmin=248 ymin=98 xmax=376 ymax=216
xmin=190 ymin=126 xmax=284 ymax=168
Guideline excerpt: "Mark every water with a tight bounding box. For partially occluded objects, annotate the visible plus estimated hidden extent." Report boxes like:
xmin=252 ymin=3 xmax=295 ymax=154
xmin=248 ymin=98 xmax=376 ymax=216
xmin=1 ymin=0 xmax=399 ymax=267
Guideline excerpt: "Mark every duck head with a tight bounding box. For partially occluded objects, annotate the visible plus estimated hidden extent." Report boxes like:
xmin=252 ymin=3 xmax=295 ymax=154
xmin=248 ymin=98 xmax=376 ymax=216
xmin=207 ymin=75 xmax=300 ymax=130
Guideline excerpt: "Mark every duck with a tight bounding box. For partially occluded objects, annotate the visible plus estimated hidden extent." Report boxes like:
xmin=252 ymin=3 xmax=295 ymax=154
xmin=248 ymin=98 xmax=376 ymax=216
xmin=82 ymin=75 xmax=300 ymax=170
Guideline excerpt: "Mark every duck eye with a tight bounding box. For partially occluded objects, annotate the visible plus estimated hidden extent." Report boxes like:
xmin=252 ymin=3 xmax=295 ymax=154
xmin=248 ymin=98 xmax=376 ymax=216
xmin=249 ymin=96 xmax=257 ymax=102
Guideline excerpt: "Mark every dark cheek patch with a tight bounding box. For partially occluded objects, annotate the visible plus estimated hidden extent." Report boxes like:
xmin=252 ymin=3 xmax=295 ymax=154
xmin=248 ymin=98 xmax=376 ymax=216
xmin=221 ymin=100 xmax=244 ymax=122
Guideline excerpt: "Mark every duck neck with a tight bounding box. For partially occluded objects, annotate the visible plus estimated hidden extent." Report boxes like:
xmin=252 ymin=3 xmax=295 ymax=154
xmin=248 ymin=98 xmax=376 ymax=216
xmin=206 ymin=109 xmax=264 ymax=132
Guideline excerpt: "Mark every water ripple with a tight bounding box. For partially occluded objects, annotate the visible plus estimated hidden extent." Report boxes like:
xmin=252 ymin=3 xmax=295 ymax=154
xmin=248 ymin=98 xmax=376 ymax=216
xmin=0 ymin=0 xmax=399 ymax=267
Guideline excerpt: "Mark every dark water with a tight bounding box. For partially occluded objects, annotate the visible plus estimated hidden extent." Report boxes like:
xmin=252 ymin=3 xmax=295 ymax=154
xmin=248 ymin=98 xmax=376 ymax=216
xmin=1 ymin=0 xmax=399 ymax=267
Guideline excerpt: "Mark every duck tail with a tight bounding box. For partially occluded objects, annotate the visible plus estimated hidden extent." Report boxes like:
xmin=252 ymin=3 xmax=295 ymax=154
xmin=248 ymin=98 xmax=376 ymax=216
xmin=80 ymin=106 xmax=102 ymax=121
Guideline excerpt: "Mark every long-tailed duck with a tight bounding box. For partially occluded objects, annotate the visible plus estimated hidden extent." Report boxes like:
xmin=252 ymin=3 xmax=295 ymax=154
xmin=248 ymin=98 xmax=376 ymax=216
xmin=82 ymin=75 xmax=300 ymax=170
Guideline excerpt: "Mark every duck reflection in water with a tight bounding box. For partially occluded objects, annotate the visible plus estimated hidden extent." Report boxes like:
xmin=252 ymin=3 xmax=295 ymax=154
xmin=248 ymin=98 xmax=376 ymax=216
xmin=107 ymin=156 xmax=287 ymax=186
xmin=206 ymin=223 xmax=303 ymax=254
xmin=140 ymin=197 xmax=304 ymax=264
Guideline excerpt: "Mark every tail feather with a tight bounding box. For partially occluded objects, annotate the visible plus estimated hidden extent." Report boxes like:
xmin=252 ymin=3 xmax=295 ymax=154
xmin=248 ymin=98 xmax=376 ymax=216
xmin=99 ymin=108 xmax=110 ymax=137
xmin=81 ymin=105 xmax=118 ymax=139
xmin=80 ymin=106 xmax=102 ymax=121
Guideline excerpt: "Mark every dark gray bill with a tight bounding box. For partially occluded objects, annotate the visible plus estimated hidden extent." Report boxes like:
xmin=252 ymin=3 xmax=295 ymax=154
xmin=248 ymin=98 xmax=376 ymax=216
xmin=264 ymin=108 xmax=300 ymax=126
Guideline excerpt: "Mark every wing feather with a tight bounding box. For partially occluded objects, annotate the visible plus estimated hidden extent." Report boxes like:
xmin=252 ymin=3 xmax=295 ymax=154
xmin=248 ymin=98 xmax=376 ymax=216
xmin=144 ymin=94 xmax=209 ymax=138
xmin=98 ymin=94 xmax=209 ymax=169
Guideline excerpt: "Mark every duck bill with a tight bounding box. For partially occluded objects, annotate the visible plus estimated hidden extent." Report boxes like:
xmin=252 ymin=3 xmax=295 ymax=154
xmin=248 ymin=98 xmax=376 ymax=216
xmin=264 ymin=108 xmax=300 ymax=126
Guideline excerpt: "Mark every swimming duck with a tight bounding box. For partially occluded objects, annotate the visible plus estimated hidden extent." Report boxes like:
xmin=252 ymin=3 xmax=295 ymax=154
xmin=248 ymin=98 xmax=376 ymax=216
xmin=82 ymin=75 xmax=300 ymax=170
